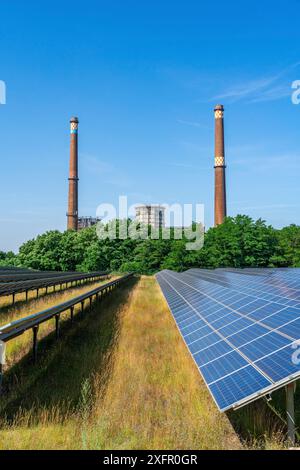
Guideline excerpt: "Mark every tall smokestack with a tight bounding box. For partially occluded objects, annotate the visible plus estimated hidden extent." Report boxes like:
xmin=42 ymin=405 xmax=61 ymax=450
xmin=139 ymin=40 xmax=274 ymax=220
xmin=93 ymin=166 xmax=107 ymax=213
xmin=67 ymin=116 xmax=79 ymax=231
xmin=214 ymin=104 xmax=227 ymax=226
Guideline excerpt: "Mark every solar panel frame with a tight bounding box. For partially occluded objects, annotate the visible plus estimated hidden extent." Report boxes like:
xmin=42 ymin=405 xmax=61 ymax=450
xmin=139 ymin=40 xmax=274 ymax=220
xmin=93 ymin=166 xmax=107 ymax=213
xmin=156 ymin=268 xmax=300 ymax=412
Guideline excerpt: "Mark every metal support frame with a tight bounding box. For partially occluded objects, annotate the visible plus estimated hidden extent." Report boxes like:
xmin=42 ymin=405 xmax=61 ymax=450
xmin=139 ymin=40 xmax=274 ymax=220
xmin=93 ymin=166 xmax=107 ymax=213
xmin=32 ymin=325 xmax=39 ymax=364
xmin=0 ymin=274 xmax=133 ymax=395
xmin=1 ymin=271 xmax=109 ymax=308
xmin=0 ymin=363 xmax=3 ymax=393
xmin=70 ymin=306 xmax=74 ymax=324
xmin=55 ymin=314 xmax=60 ymax=339
xmin=286 ymin=382 xmax=296 ymax=445
xmin=0 ymin=341 xmax=6 ymax=393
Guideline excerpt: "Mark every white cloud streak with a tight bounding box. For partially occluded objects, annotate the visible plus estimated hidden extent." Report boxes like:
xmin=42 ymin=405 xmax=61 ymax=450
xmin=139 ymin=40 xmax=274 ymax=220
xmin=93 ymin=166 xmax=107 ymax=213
xmin=177 ymin=119 xmax=211 ymax=129
xmin=211 ymin=62 xmax=300 ymax=104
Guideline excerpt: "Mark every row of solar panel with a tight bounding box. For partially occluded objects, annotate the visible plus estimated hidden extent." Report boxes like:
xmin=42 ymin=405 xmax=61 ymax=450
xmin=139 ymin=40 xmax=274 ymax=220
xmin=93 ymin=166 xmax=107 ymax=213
xmin=195 ymin=269 xmax=300 ymax=298
xmin=187 ymin=269 xmax=300 ymax=307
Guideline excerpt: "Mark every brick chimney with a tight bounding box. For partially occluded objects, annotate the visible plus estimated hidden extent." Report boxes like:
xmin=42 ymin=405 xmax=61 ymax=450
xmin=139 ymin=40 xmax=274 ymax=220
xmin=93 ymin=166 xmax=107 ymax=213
xmin=214 ymin=105 xmax=227 ymax=226
xmin=67 ymin=117 xmax=79 ymax=230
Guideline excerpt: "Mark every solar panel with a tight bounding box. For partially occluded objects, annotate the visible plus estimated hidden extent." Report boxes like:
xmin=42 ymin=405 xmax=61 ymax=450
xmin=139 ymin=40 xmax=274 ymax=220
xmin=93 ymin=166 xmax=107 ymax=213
xmin=156 ymin=269 xmax=300 ymax=412
xmin=186 ymin=268 xmax=300 ymax=308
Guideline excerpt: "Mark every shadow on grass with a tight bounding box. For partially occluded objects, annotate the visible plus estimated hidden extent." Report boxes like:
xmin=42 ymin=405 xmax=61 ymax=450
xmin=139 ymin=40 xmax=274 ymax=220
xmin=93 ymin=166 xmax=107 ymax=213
xmin=226 ymin=386 xmax=300 ymax=447
xmin=0 ymin=277 xmax=137 ymax=424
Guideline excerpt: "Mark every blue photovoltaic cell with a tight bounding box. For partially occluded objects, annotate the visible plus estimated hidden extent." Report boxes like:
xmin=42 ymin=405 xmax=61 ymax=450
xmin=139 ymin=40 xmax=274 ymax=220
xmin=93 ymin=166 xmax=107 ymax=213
xmin=209 ymin=366 xmax=272 ymax=411
xmin=200 ymin=351 xmax=248 ymax=383
xmin=239 ymin=332 xmax=291 ymax=361
xmin=261 ymin=308 xmax=299 ymax=328
xmin=228 ymin=324 xmax=268 ymax=347
xmin=277 ymin=317 xmax=300 ymax=338
xmin=193 ymin=341 xmax=233 ymax=366
xmin=189 ymin=333 xmax=221 ymax=353
xmin=255 ymin=346 xmax=300 ymax=382
xmin=156 ymin=268 xmax=300 ymax=411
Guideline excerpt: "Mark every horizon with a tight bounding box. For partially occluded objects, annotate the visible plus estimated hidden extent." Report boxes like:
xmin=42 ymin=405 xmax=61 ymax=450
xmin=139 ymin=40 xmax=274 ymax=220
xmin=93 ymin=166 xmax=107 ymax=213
xmin=1 ymin=0 xmax=300 ymax=252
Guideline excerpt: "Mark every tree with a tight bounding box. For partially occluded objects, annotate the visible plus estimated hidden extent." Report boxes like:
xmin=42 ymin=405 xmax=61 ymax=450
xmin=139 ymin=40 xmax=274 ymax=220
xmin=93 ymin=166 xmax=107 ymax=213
xmin=18 ymin=231 xmax=63 ymax=270
xmin=190 ymin=215 xmax=280 ymax=268
xmin=271 ymin=224 xmax=300 ymax=267
xmin=161 ymin=240 xmax=190 ymax=271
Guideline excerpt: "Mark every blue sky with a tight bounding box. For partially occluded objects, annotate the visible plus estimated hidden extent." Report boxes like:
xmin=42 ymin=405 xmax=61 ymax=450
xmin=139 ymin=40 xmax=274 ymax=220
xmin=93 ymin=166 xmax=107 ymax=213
xmin=1 ymin=0 xmax=300 ymax=252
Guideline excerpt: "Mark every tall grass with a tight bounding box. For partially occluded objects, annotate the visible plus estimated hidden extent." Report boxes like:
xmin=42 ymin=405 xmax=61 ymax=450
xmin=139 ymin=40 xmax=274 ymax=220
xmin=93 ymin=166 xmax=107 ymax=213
xmin=0 ymin=277 xmax=117 ymax=371
xmin=82 ymin=276 xmax=242 ymax=450
xmin=0 ymin=278 xmax=135 ymax=449
xmin=0 ymin=276 xmax=290 ymax=450
xmin=0 ymin=276 xmax=241 ymax=449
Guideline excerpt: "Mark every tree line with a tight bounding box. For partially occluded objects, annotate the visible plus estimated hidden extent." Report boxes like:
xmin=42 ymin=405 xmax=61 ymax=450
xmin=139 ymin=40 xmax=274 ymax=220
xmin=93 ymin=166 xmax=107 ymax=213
xmin=0 ymin=215 xmax=299 ymax=274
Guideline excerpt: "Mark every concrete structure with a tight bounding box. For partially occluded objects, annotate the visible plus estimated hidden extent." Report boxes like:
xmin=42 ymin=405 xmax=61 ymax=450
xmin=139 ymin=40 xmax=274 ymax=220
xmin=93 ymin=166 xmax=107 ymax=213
xmin=135 ymin=205 xmax=165 ymax=228
xmin=78 ymin=216 xmax=101 ymax=230
xmin=67 ymin=117 xmax=79 ymax=230
xmin=214 ymin=104 xmax=227 ymax=226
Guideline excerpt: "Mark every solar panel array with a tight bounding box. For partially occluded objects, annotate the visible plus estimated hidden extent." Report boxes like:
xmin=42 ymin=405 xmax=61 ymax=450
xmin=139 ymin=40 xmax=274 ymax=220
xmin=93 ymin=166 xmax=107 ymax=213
xmin=0 ymin=271 xmax=109 ymax=299
xmin=156 ymin=268 xmax=300 ymax=412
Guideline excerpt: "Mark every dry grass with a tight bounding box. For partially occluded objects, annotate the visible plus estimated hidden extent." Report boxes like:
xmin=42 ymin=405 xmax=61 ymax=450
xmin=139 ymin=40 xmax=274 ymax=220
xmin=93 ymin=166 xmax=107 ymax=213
xmin=0 ymin=276 xmax=116 ymax=372
xmin=84 ymin=276 xmax=242 ymax=450
xmin=0 ymin=276 xmax=243 ymax=450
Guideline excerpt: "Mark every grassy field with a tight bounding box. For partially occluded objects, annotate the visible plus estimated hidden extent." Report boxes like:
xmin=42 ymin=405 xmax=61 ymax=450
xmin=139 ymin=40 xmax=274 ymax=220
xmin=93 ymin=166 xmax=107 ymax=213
xmin=0 ymin=276 xmax=291 ymax=449
xmin=0 ymin=277 xmax=117 ymax=369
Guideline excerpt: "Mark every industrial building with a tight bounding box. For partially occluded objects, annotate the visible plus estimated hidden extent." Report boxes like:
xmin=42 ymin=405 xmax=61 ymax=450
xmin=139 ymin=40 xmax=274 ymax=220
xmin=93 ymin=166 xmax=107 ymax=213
xmin=135 ymin=205 xmax=166 ymax=229
xmin=78 ymin=216 xmax=101 ymax=230
xmin=67 ymin=103 xmax=228 ymax=232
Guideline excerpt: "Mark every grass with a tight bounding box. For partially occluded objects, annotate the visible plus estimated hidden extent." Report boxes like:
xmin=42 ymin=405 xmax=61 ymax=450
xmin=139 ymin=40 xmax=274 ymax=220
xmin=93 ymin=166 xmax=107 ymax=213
xmin=0 ymin=277 xmax=135 ymax=449
xmin=0 ymin=276 xmax=241 ymax=450
xmin=83 ymin=276 xmax=243 ymax=450
xmin=229 ymin=384 xmax=300 ymax=449
xmin=0 ymin=276 xmax=291 ymax=449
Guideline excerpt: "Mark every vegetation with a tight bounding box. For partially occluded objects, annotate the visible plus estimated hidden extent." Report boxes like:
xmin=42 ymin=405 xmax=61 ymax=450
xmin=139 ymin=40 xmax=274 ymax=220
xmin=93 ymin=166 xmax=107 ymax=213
xmin=1 ymin=215 xmax=300 ymax=274
xmin=0 ymin=277 xmax=291 ymax=449
xmin=0 ymin=277 xmax=118 ymax=367
xmin=0 ymin=277 xmax=243 ymax=450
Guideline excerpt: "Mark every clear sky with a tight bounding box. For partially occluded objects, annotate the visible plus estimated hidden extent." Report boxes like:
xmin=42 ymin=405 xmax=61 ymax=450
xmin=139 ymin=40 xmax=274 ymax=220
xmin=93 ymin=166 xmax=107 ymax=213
xmin=1 ymin=0 xmax=300 ymax=252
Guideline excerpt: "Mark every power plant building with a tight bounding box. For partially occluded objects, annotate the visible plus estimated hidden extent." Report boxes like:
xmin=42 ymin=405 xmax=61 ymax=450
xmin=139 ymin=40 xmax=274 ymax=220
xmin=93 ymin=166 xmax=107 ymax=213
xmin=66 ymin=107 xmax=228 ymax=232
xmin=135 ymin=205 xmax=166 ymax=228
xmin=78 ymin=216 xmax=101 ymax=230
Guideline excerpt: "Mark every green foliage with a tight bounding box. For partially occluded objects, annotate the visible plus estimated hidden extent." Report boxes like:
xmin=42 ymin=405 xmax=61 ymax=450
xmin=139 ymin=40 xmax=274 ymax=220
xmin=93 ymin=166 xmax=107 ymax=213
xmin=1 ymin=216 xmax=300 ymax=274
xmin=0 ymin=250 xmax=18 ymax=267
xmin=270 ymin=224 xmax=300 ymax=267
xmin=188 ymin=215 xmax=280 ymax=269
